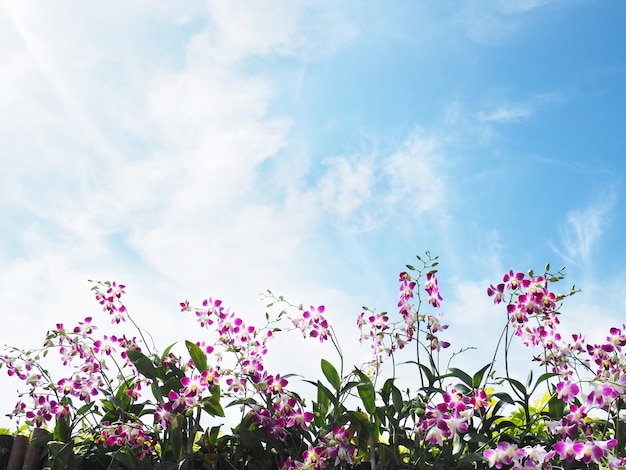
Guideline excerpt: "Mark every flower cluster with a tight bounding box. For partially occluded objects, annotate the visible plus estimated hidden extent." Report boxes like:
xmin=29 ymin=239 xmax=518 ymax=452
xmin=484 ymin=268 xmax=626 ymax=469
xmin=92 ymin=281 xmax=128 ymax=324
xmin=1 ymin=254 xmax=626 ymax=470
xmin=0 ymin=310 xmax=145 ymax=432
xmin=183 ymin=297 xmax=276 ymax=363
xmin=419 ymin=387 xmax=470 ymax=445
xmin=279 ymin=425 xmax=356 ymax=470
xmin=247 ymin=391 xmax=314 ymax=441
xmin=97 ymin=420 xmax=157 ymax=460
xmin=484 ymin=442 xmax=555 ymax=469
xmin=357 ymin=259 xmax=449 ymax=377
xmin=182 ymin=296 xmax=344 ymax=462
xmin=289 ymin=305 xmax=331 ymax=343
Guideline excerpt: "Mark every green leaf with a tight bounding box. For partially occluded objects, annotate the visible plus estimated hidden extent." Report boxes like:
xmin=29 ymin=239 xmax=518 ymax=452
xmin=472 ymin=363 xmax=492 ymax=389
xmin=75 ymin=400 xmax=96 ymax=416
xmin=112 ymin=449 xmax=139 ymax=470
xmin=505 ymin=377 xmax=528 ymax=397
xmin=50 ymin=441 xmax=75 ymax=470
xmin=381 ymin=378 xmax=394 ymax=404
xmin=30 ymin=431 xmax=52 ymax=448
xmin=391 ymin=386 xmax=403 ymax=413
xmin=316 ymin=382 xmax=330 ymax=410
xmin=340 ymin=380 xmax=360 ymax=396
xmin=208 ymin=425 xmax=221 ymax=445
xmin=203 ymin=396 xmax=225 ymax=417
xmin=492 ymin=392 xmax=515 ymax=406
xmin=321 ymin=358 xmax=341 ymax=391
xmin=449 ymin=367 xmax=473 ymax=388
xmin=417 ymin=362 xmax=437 ymax=387
xmin=457 ymin=453 xmax=486 ymax=465
xmin=492 ymin=419 xmax=517 ymax=431
xmin=100 ymin=396 xmax=116 ymax=412
xmin=530 ymin=372 xmax=558 ymax=395
xmin=185 ymin=340 xmax=208 ymax=372
xmin=497 ymin=376 xmax=528 ymax=400
xmin=315 ymin=380 xmax=340 ymax=409
xmin=126 ymin=350 xmax=158 ymax=381
xmin=169 ymin=417 xmax=184 ymax=462
xmin=357 ymin=383 xmax=376 ymax=415
xmin=464 ymin=432 xmax=489 ymax=445
xmin=161 ymin=342 xmax=177 ymax=361
xmin=547 ymin=394 xmax=565 ymax=420
xmin=238 ymin=426 xmax=265 ymax=455
xmin=52 ymin=417 xmax=71 ymax=443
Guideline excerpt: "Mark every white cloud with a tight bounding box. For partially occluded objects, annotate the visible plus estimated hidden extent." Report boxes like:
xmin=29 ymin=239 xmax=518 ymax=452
xmin=192 ymin=1 xmax=357 ymax=65
xmin=477 ymin=92 xmax=565 ymax=124
xmin=298 ymin=130 xmax=448 ymax=233
xmin=2 ymin=0 xmax=610 ymax=434
xmin=477 ymin=105 xmax=531 ymax=123
xmin=453 ymin=0 xmax=566 ymax=44
xmin=497 ymin=0 xmax=563 ymax=14
xmin=0 ymin=1 xmax=365 ymax=427
xmin=552 ymin=190 xmax=617 ymax=275
xmin=317 ymin=157 xmax=375 ymax=219
xmin=384 ymin=133 xmax=446 ymax=214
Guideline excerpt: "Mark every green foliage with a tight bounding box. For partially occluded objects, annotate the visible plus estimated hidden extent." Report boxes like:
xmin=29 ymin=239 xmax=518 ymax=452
xmin=1 ymin=254 xmax=624 ymax=469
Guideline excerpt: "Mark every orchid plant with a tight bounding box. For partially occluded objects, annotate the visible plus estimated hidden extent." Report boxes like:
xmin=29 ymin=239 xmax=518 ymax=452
xmin=0 ymin=252 xmax=625 ymax=470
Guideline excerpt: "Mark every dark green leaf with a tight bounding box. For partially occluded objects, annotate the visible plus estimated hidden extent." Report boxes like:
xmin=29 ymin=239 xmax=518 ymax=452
xmin=464 ymin=432 xmax=489 ymax=445
xmin=53 ymin=416 xmax=72 ymax=443
xmin=449 ymin=367 xmax=473 ymax=388
xmin=316 ymin=380 xmax=340 ymax=408
xmin=50 ymin=441 xmax=75 ymax=470
xmin=357 ymin=383 xmax=376 ymax=415
xmin=321 ymin=359 xmax=341 ymax=391
xmin=530 ymin=372 xmax=558 ymax=395
xmin=185 ymin=340 xmax=208 ymax=372
xmin=203 ymin=396 xmax=225 ymax=417
xmin=340 ymin=380 xmax=360 ymax=395
xmin=112 ymin=449 xmax=139 ymax=470
xmin=126 ymin=350 xmax=158 ymax=381
xmin=492 ymin=392 xmax=515 ymax=406
xmin=417 ymin=362 xmax=436 ymax=387
xmin=501 ymin=377 xmax=528 ymax=397
xmin=381 ymin=378 xmax=394 ymax=404
xmin=75 ymin=401 xmax=96 ymax=416
xmin=547 ymin=394 xmax=565 ymax=420
xmin=316 ymin=382 xmax=330 ymax=410
xmin=391 ymin=386 xmax=403 ymax=413
xmin=169 ymin=417 xmax=184 ymax=462
xmin=472 ymin=363 xmax=492 ymax=389
xmin=457 ymin=453 xmax=486 ymax=465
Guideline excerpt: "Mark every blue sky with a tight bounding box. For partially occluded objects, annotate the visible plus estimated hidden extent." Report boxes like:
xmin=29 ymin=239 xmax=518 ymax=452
xmin=1 ymin=1 xmax=626 ymax=426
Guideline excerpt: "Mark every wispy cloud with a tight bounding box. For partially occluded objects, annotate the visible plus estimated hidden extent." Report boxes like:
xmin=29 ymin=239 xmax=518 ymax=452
xmin=295 ymin=130 xmax=448 ymax=233
xmin=0 ymin=3 xmax=367 ymax=425
xmin=1 ymin=0 xmax=621 ymax=435
xmin=203 ymin=0 xmax=357 ymax=62
xmin=477 ymin=92 xmax=565 ymax=123
xmin=477 ymin=105 xmax=531 ymax=123
xmin=452 ymin=0 xmax=566 ymax=44
xmin=552 ymin=189 xmax=617 ymax=276
xmin=497 ymin=0 xmax=564 ymax=14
